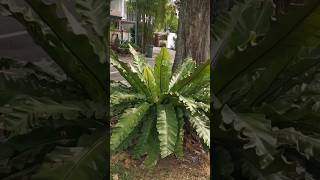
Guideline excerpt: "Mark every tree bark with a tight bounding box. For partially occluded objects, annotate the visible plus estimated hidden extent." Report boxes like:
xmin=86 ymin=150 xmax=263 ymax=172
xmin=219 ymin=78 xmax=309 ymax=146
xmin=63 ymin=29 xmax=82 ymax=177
xmin=173 ymin=0 xmax=210 ymax=72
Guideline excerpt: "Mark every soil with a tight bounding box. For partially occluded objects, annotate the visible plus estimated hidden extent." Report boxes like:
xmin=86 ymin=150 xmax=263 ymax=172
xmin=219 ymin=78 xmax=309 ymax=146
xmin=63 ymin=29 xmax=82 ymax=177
xmin=111 ymin=143 xmax=210 ymax=180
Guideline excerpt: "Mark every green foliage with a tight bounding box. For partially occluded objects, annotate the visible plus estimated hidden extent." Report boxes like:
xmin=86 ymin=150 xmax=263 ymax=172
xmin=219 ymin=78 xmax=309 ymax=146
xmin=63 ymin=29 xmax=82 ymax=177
xmin=110 ymin=45 xmax=210 ymax=167
xmin=0 ymin=0 xmax=108 ymax=179
xmin=213 ymin=0 xmax=320 ymax=179
xmin=0 ymin=0 xmax=107 ymax=102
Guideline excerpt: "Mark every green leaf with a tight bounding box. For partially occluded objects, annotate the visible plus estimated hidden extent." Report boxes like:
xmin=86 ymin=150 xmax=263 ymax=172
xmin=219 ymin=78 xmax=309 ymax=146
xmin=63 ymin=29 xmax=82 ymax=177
xmin=110 ymin=53 xmax=150 ymax=97
xmin=171 ymin=60 xmax=210 ymax=93
xmin=178 ymin=95 xmax=209 ymax=114
xmin=0 ymin=95 xmax=100 ymax=137
xmin=156 ymin=104 xmax=178 ymax=158
xmin=221 ymin=105 xmax=276 ymax=168
xmin=214 ymin=0 xmax=320 ymax=94
xmin=143 ymin=65 xmax=159 ymax=102
xmin=111 ymin=102 xmax=151 ymax=151
xmin=174 ymin=108 xmax=185 ymax=158
xmin=25 ymin=0 xmax=107 ymax=87
xmin=276 ymin=128 xmax=320 ymax=160
xmin=169 ymin=57 xmax=195 ymax=90
xmin=75 ymin=0 xmax=108 ymax=38
xmin=154 ymin=47 xmax=172 ymax=93
xmin=31 ymin=131 xmax=107 ymax=180
xmin=111 ymin=90 xmax=145 ymax=106
xmin=0 ymin=1 xmax=106 ymax=101
xmin=186 ymin=112 xmax=210 ymax=148
xmin=129 ymin=44 xmax=146 ymax=74
xmin=213 ymin=0 xmax=273 ymax=61
xmin=133 ymin=110 xmax=156 ymax=158
xmin=143 ymin=126 xmax=160 ymax=168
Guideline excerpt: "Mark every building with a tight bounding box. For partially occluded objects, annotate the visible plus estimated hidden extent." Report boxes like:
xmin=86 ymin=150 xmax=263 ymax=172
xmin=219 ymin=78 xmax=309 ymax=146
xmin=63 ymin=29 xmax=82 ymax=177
xmin=110 ymin=0 xmax=136 ymax=44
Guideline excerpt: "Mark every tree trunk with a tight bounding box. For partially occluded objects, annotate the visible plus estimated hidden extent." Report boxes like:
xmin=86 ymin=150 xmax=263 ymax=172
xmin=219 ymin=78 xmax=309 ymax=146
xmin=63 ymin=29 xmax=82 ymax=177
xmin=173 ymin=0 xmax=210 ymax=72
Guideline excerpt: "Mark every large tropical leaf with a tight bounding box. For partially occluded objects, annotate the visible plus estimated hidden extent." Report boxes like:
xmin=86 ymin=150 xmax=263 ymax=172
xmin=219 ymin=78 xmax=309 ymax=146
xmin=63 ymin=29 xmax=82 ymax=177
xmin=212 ymin=0 xmax=274 ymax=62
xmin=169 ymin=57 xmax=195 ymax=90
xmin=0 ymin=0 xmax=106 ymax=101
xmin=0 ymin=95 xmax=103 ymax=137
xmin=111 ymin=102 xmax=151 ymax=151
xmin=214 ymin=0 xmax=320 ymax=94
xmin=143 ymin=65 xmax=159 ymax=102
xmin=110 ymin=52 xmax=151 ymax=97
xmin=154 ymin=47 xmax=172 ymax=93
xmin=31 ymin=131 xmax=106 ymax=180
xmin=133 ymin=111 xmax=156 ymax=158
xmin=156 ymin=104 xmax=178 ymax=158
xmin=171 ymin=60 xmax=210 ymax=93
xmin=75 ymin=0 xmax=108 ymax=39
xmin=186 ymin=112 xmax=210 ymax=148
xmin=213 ymin=0 xmax=320 ymax=178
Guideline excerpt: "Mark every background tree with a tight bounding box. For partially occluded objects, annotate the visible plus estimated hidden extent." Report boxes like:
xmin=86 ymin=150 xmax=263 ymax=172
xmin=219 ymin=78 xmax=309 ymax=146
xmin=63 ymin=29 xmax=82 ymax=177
xmin=127 ymin=0 xmax=168 ymax=51
xmin=173 ymin=0 xmax=210 ymax=71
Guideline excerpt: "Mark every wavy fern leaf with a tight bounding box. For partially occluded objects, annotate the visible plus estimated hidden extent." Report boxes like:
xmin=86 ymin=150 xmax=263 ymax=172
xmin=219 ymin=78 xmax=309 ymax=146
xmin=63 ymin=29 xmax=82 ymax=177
xmin=31 ymin=131 xmax=106 ymax=180
xmin=133 ymin=111 xmax=156 ymax=158
xmin=156 ymin=104 xmax=178 ymax=158
xmin=169 ymin=57 xmax=195 ymax=90
xmin=110 ymin=53 xmax=150 ymax=97
xmin=178 ymin=94 xmax=209 ymax=114
xmin=213 ymin=0 xmax=273 ymax=61
xmin=154 ymin=47 xmax=172 ymax=93
xmin=129 ymin=44 xmax=146 ymax=74
xmin=187 ymin=112 xmax=210 ymax=148
xmin=143 ymin=65 xmax=159 ymax=102
xmin=111 ymin=90 xmax=145 ymax=106
xmin=0 ymin=1 xmax=106 ymax=101
xmin=276 ymin=128 xmax=320 ymax=160
xmin=174 ymin=108 xmax=185 ymax=158
xmin=0 ymin=95 xmax=102 ymax=137
xmin=221 ymin=105 xmax=276 ymax=168
xmin=171 ymin=61 xmax=210 ymax=94
xmin=75 ymin=0 xmax=108 ymax=38
xmin=143 ymin=127 xmax=160 ymax=168
xmin=111 ymin=102 xmax=151 ymax=151
xmin=25 ymin=0 xmax=107 ymax=84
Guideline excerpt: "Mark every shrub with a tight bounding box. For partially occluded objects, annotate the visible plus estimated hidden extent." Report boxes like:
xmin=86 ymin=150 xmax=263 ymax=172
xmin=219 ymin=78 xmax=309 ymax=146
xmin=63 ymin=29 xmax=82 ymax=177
xmin=110 ymin=45 xmax=210 ymax=167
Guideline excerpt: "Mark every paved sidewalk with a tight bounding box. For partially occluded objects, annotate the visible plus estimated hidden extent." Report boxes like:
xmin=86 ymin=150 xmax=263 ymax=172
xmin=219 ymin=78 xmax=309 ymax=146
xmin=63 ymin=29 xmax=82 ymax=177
xmin=110 ymin=47 xmax=176 ymax=81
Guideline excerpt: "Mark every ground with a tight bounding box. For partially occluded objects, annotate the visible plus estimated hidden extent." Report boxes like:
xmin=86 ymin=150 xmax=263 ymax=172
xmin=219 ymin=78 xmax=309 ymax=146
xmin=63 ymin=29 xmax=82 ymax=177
xmin=111 ymin=150 xmax=210 ymax=180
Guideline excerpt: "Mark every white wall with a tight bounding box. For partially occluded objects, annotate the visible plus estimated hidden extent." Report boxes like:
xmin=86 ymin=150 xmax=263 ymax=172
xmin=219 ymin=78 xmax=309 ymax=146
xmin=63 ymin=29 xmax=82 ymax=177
xmin=111 ymin=0 xmax=124 ymax=18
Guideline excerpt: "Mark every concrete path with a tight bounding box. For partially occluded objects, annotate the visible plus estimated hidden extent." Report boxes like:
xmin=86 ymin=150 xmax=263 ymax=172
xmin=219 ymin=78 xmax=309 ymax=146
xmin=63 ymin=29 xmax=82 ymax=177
xmin=110 ymin=47 xmax=176 ymax=81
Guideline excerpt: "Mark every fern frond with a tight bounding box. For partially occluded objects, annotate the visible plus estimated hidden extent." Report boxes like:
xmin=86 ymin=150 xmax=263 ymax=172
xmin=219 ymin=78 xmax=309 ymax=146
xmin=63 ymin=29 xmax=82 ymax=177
xmin=154 ymin=47 xmax=172 ymax=93
xmin=174 ymin=108 xmax=185 ymax=158
xmin=110 ymin=53 xmax=150 ymax=97
xmin=133 ymin=110 xmax=156 ymax=158
xmin=186 ymin=112 xmax=210 ymax=148
xmin=111 ymin=102 xmax=151 ymax=151
xmin=156 ymin=104 xmax=178 ymax=158
xmin=129 ymin=44 xmax=146 ymax=74
xmin=143 ymin=65 xmax=159 ymax=102
xmin=31 ymin=131 xmax=106 ymax=180
xmin=143 ymin=128 xmax=160 ymax=168
xmin=0 ymin=95 xmax=100 ymax=137
xmin=178 ymin=95 xmax=209 ymax=114
xmin=169 ymin=57 xmax=195 ymax=91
